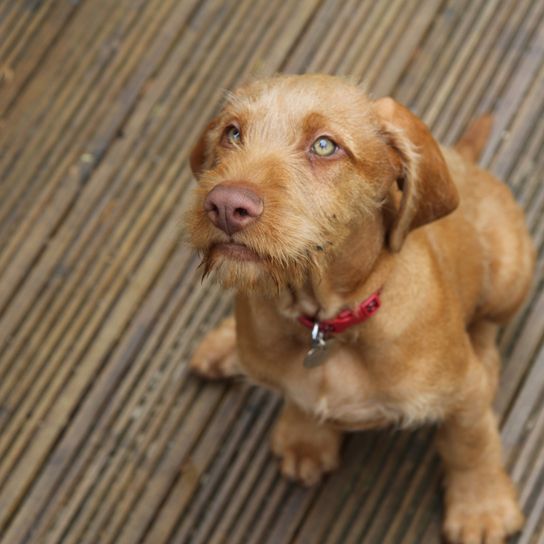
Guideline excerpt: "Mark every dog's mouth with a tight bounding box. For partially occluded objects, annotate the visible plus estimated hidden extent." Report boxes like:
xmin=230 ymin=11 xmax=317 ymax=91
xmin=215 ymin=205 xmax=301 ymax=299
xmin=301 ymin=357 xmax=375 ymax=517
xmin=198 ymin=236 xmax=316 ymax=292
xmin=210 ymin=242 xmax=261 ymax=262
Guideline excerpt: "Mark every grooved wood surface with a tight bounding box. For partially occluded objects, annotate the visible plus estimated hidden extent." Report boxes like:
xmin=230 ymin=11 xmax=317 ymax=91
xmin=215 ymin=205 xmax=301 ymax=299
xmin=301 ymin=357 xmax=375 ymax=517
xmin=0 ymin=1 xmax=542 ymax=543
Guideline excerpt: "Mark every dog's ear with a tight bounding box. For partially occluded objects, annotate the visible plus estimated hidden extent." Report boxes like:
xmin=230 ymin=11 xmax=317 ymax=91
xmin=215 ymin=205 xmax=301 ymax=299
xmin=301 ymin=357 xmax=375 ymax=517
xmin=374 ymin=97 xmax=459 ymax=252
xmin=190 ymin=118 xmax=219 ymax=177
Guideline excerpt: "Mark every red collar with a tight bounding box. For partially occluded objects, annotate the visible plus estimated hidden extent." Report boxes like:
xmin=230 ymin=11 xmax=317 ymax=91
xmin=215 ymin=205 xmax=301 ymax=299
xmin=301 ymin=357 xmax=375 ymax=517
xmin=298 ymin=290 xmax=381 ymax=335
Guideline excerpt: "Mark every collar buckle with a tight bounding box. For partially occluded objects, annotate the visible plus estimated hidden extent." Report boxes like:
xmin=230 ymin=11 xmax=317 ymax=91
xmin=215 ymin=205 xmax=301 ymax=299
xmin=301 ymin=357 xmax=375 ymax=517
xmin=298 ymin=289 xmax=382 ymax=336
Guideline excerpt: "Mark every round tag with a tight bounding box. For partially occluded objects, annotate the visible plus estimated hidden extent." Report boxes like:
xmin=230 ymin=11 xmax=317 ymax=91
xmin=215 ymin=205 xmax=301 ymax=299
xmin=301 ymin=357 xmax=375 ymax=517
xmin=304 ymin=342 xmax=330 ymax=368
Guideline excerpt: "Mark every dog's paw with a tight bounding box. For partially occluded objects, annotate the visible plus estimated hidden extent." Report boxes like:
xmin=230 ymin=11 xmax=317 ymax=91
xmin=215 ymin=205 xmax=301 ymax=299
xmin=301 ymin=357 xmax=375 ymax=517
xmin=272 ymin=441 xmax=339 ymax=487
xmin=271 ymin=407 xmax=341 ymax=487
xmin=189 ymin=316 xmax=241 ymax=379
xmin=443 ymin=469 xmax=524 ymax=544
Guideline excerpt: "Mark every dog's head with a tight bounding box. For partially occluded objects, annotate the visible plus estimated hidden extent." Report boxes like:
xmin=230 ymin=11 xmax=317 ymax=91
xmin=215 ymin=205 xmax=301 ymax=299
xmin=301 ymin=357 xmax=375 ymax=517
xmin=185 ymin=74 xmax=458 ymax=291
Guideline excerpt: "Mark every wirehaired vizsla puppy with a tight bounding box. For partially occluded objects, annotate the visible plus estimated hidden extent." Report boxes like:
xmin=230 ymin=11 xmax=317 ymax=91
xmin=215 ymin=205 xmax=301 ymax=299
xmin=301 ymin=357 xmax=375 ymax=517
xmin=185 ymin=74 xmax=535 ymax=544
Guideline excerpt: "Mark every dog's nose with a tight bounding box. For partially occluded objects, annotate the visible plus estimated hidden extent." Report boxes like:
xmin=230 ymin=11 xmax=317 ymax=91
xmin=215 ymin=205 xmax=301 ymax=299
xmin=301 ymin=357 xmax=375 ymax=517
xmin=204 ymin=184 xmax=263 ymax=235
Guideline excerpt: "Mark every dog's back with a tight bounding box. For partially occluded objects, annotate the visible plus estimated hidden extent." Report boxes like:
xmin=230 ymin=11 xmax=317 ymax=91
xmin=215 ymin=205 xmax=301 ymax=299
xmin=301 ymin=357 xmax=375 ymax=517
xmin=439 ymin=141 xmax=535 ymax=324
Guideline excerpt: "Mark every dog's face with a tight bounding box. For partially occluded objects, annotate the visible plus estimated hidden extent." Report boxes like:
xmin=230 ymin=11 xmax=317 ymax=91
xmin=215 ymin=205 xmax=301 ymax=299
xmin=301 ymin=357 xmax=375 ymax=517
xmin=186 ymin=74 xmax=458 ymax=292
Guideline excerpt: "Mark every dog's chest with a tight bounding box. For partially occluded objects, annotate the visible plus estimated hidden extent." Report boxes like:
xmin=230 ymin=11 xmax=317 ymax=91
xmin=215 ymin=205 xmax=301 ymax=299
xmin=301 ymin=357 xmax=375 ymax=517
xmin=280 ymin=347 xmax=411 ymax=429
xmin=237 ymin=307 xmax=444 ymax=429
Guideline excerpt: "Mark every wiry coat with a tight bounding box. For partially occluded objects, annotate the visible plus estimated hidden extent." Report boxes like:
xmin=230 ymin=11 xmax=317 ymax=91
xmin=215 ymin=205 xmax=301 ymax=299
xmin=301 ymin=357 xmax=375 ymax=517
xmin=186 ymin=74 xmax=535 ymax=544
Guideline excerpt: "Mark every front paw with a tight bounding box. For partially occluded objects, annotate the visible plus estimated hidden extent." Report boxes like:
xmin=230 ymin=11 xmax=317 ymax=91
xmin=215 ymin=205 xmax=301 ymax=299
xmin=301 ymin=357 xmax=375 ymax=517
xmin=443 ymin=469 xmax=524 ymax=544
xmin=190 ymin=316 xmax=240 ymax=379
xmin=271 ymin=406 xmax=341 ymax=487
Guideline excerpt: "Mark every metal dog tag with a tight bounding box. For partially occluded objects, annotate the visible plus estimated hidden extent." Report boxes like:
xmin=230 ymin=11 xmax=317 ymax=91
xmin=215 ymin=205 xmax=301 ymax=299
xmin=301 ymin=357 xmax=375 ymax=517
xmin=304 ymin=322 xmax=331 ymax=368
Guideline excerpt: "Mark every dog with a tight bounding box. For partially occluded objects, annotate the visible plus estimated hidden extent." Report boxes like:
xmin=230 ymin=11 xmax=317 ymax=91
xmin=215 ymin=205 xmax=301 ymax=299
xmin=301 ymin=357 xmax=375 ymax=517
xmin=185 ymin=74 xmax=535 ymax=543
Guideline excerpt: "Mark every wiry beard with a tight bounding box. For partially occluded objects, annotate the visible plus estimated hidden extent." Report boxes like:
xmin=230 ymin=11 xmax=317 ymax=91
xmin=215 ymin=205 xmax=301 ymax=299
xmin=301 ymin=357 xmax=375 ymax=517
xmin=199 ymin=246 xmax=321 ymax=295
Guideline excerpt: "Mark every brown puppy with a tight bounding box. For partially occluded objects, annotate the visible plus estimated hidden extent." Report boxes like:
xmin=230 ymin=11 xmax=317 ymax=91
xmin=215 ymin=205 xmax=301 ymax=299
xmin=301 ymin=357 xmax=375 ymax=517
xmin=185 ymin=74 xmax=535 ymax=544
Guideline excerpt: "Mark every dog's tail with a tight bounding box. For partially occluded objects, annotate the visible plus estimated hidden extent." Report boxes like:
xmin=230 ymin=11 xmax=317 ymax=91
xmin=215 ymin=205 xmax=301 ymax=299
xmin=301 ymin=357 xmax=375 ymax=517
xmin=454 ymin=114 xmax=493 ymax=163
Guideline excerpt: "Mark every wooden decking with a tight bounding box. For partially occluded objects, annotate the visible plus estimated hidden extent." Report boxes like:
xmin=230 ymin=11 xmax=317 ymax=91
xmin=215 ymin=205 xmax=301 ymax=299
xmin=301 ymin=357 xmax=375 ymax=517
xmin=0 ymin=1 xmax=542 ymax=542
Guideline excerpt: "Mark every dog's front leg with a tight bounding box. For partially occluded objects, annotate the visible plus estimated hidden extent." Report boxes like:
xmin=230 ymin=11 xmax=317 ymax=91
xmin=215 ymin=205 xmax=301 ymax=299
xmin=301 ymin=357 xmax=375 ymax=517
xmin=271 ymin=400 xmax=342 ymax=487
xmin=190 ymin=315 xmax=241 ymax=379
xmin=437 ymin=407 xmax=524 ymax=544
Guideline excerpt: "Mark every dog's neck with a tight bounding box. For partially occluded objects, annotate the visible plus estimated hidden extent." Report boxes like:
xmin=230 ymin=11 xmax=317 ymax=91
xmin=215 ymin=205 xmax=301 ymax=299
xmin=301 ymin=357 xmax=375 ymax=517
xmin=278 ymin=210 xmax=392 ymax=321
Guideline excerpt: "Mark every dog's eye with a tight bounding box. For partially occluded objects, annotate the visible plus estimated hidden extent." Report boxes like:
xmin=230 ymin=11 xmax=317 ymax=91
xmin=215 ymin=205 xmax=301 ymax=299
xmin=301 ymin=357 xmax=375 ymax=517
xmin=311 ymin=136 xmax=337 ymax=157
xmin=225 ymin=125 xmax=241 ymax=145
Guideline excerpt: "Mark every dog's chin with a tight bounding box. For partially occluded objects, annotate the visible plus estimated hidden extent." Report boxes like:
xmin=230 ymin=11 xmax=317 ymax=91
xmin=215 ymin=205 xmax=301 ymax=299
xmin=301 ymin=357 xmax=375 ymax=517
xmin=200 ymin=242 xmax=308 ymax=293
xmin=210 ymin=242 xmax=261 ymax=263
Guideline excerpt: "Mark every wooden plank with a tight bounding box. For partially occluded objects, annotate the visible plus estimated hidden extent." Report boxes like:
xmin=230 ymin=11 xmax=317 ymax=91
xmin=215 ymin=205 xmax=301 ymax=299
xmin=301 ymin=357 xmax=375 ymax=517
xmin=323 ymin=433 xmax=408 ymax=544
xmin=0 ymin=209 xmax=182 ymax=534
xmin=0 ymin=1 xmax=51 ymax=64
xmin=1 ymin=261 xmax=223 ymax=534
xmin=304 ymin=0 xmax=374 ymax=74
xmin=0 ymin=169 xmax=191 ymax=462
xmin=282 ymin=0 xmax=371 ymax=74
xmin=395 ymin=0 xmax=473 ymax=108
xmin=245 ymin=478 xmax=292 ymax=544
xmin=506 ymin=347 xmax=544 ymax=486
xmin=0 ymin=0 xmax=195 ymax=264
xmin=481 ymin=19 xmax=544 ymax=169
xmin=352 ymin=0 xmax=442 ymax=95
xmin=445 ymin=0 xmax=544 ymax=144
xmin=401 ymin=0 xmax=487 ymax=116
xmin=40 ymin=291 xmax=229 ymax=544
xmin=0 ymin=0 xmax=188 ymax=296
xmin=262 ymin=485 xmax=318 ymax=544
xmin=0 ymin=0 xmax=135 ymax=231
xmin=497 ymin=288 xmax=544 ymax=416
xmin=292 ymin=435 xmax=378 ymax=543
xmin=337 ymin=0 xmax=405 ymax=79
xmin=516 ymin=488 xmax=544 ymax=544
xmin=172 ymin=392 xmax=279 ymax=544
xmin=2 ymin=251 xmax=206 ymax=543
xmin=432 ymin=0 xmax=534 ymax=141
xmin=344 ymin=433 xmax=426 ymax=544
xmin=489 ymin=65 xmax=544 ymax=180
xmin=367 ymin=442 xmax=439 ymax=543
xmin=143 ymin=388 xmax=274 ymax=544
xmin=423 ymin=0 xmax=502 ymax=127
xmin=0 ymin=0 xmax=79 ymax=115
xmin=216 ymin=452 xmax=282 ymax=544
xmin=361 ymin=433 xmax=434 ymax=542
xmin=369 ymin=0 xmax=444 ymax=98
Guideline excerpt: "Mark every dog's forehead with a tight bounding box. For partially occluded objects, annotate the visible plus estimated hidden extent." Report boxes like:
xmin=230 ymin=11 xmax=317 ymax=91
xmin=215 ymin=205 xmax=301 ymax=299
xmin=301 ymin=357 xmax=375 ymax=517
xmin=225 ymin=75 xmax=373 ymax=134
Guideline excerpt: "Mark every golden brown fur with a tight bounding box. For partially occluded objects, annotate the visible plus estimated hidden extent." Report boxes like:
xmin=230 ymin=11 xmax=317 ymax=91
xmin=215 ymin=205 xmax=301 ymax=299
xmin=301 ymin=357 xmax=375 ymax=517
xmin=185 ymin=74 xmax=535 ymax=544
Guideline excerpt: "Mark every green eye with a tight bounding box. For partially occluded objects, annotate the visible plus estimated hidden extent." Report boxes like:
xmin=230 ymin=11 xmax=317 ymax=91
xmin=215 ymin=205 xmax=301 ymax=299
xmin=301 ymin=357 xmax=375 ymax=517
xmin=311 ymin=136 xmax=337 ymax=157
xmin=225 ymin=125 xmax=241 ymax=145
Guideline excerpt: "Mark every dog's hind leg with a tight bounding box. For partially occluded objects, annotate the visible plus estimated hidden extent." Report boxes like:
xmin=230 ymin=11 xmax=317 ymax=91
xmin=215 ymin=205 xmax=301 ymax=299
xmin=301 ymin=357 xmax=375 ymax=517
xmin=190 ymin=315 xmax=241 ymax=379
xmin=467 ymin=320 xmax=501 ymax=397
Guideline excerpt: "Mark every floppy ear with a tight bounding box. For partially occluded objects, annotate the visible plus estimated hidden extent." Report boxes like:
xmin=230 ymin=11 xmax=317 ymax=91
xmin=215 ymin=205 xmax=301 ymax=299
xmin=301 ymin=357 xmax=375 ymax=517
xmin=189 ymin=118 xmax=219 ymax=178
xmin=374 ymin=97 xmax=459 ymax=252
